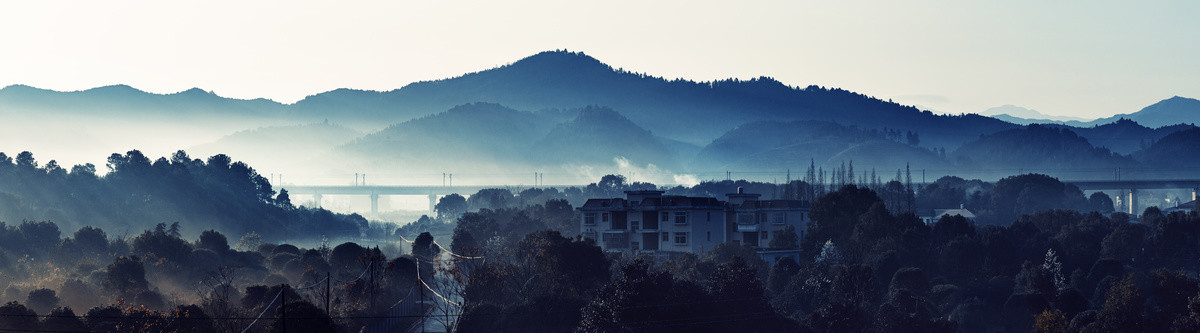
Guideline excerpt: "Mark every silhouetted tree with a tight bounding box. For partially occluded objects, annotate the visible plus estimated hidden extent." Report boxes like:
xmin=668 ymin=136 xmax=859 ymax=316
xmin=411 ymin=232 xmax=440 ymax=260
xmin=435 ymin=193 xmax=468 ymax=219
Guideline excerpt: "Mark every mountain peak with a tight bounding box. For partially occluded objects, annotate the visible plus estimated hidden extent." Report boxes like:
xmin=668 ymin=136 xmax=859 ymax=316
xmin=85 ymin=84 xmax=139 ymax=93
xmin=507 ymin=49 xmax=612 ymax=72
xmin=179 ymin=87 xmax=209 ymax=95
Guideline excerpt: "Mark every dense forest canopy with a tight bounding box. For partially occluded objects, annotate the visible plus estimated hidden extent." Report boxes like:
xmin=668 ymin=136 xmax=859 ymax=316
xmin=0 ymin=149 xmax=365 ymax=241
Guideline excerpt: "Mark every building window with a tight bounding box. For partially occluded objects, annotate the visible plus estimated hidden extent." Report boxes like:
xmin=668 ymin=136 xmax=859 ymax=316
xmin=674 ymin=211 xmax=688 ymax=224
xmin=771 ymin=212 xmax=786 ymax=224
xmin=661 ymin=211 xmax=669 ymax=222
xmin=761 ymin=231 xmax=769 ymax=239
xmin=632 ymin=242 xmax=640 ymax=251
xmin=662 ymin=232 xmax=669 ymax=241
xmin=584 ymin=213 xmax=596 ymax=226
xmin=758 ymin=213 xmax=766 ymax=224
xmin=601 ymin=213 xmax=610 ymax=223
xmin=583 ymin=229 xmax=597 ymax=241
xmin=706 ymin=212 xmax=711 ymax=221
xmin=674 ymin=232 xmax=688 ymax=245
xmin=631 ymin=221 xmax=640 ymax=231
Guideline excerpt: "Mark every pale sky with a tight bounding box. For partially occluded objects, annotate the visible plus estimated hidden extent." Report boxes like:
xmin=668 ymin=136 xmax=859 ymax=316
xmin=1 ymin=0 xmax=1197 ymax=119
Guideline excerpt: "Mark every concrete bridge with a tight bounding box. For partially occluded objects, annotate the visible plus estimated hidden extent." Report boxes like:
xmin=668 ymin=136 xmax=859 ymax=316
xmin=280 ymin=185 xmax=584 ymax=218
xmin=281 ymin=178 xmax=1200 ymax=219
xmin=1063 ymin=179 xmax=1200 ymax=215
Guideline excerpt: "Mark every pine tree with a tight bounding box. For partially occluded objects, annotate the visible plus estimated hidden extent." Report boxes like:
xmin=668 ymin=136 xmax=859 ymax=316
xmin=848 ymin=160 xmax=855 ymax=185
xmin=818 ymin=167 xmax=825 ymax=196
xmin=870 ymin=168 xmax=878 ymax=189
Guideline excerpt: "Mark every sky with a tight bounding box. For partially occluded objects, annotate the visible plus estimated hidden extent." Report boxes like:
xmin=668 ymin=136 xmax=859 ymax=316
xmin=0 ymin=0 xmax=1197 ymax=119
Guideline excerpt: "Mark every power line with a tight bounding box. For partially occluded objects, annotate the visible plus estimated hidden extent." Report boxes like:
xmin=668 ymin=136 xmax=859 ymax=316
xmin=240 ymin=289 xmax=283 ymax=333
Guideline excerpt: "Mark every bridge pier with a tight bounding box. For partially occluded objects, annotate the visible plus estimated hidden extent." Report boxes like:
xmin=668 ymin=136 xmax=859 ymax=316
xmin=428 ymin=194 xmax=438 ymax=214
xmin=313 ymin=193 xmax=322 ymax=209
xmin=1128 ymin=189 xmax=1138 ymax=216
xmin=369 ymin=194 xmax=380 ymax=220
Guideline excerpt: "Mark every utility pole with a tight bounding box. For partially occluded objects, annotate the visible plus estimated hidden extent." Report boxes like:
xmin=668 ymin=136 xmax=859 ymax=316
xmin=325 ymin=271 xmax=331 ymax=316
xmin=369 ymin=262 xmax=376 ymax=311
xmin=419 ymin=276 xmax=426 ymax=333
xmin=280 ymin=284 xmax=288 ymax=333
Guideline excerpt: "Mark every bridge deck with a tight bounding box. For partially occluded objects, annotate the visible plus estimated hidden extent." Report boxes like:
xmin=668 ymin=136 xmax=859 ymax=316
xmin=280 ymin=185 xmax=587 ymax=196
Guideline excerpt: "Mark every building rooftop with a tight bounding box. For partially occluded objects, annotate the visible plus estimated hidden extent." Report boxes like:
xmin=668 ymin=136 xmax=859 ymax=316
xmin=580 ymin=198 xmax=629 ymax=210
xmin=931 ymin=208 xmax=976 ymax=219
xmin=734 ymin=199 xmax=811 ymax=209
xmin=637 ymin=196 xmax=725 ymax=208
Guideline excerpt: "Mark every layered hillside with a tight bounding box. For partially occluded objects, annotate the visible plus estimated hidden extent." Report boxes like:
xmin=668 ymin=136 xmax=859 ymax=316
xmin=532 ymin=106 xmax=678 ymax=168
xmin=1133 ymin=127 xmax=1200 ymax=169
xmin=693 ymin=120 xmax=948 ymax=172
xmin=951 ymin=125 xmax=1140 ymax=178
xmin=292 ymin=50 xmax=1017 ymax=146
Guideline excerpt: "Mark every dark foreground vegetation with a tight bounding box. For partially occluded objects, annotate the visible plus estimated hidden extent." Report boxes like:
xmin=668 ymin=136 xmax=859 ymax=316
xmin=1 ymin=149 xmax=1200 ymax=332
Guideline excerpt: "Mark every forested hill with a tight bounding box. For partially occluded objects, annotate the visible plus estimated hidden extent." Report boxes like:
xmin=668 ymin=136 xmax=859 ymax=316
xmin=1045 ymin=119 xmax=1197 ymax=155
xmin=951 ymin=125 xmax=1141 ymax=178
xmin=692 ymin=120 xmax=949 ymax=172
xmin=292 ymin=50 xmax=1017 ymax=146
xmin=0 ymin=150 xmax=364 ymax=241
xmin=1134 ymin=127 xmax=1200 ymax=169
xmin=333 ymin=103 xmax=686 ymax=174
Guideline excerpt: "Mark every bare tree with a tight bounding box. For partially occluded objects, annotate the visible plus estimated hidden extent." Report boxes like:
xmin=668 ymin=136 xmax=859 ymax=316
xmin=194 ymin=266 xmax=244 ymax=333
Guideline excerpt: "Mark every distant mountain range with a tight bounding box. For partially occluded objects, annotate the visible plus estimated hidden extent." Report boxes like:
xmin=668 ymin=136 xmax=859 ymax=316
xmin=298 ymin=51 xmax=1016 ymax=148
xmin=2 ymin=50 xmax=1200 ymax=183
xmin=0 ymin=84 xmax=286 ymax=120
xmin=1085 ymin=96 xmax=1200 ymax=128
xmin=984 ymin=97 xmax=1200 ymax=128
xmin=0 ymin=51 xmax=1015 ymax=149
xmin=982 ymin=105 xmax=1091 ymax=125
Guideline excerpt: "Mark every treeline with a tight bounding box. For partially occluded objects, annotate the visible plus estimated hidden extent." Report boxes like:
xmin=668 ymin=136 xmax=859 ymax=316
xmin=438 ymin=182 xmax=1197 ymax=332
xmin=0 ymin=220 xmax=428 ymax=332
xmin=5 ymin=162 xmax=1198 ymax=332
xmin=408 ymin=173 xmax=1192 ymax=332
xmin=0 ymin=150 xmax=365 ymax=240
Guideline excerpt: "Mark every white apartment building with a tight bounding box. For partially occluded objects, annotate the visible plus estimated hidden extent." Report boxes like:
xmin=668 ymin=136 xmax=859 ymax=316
xmin=579 ymin=189 xmax=810 ymax=256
